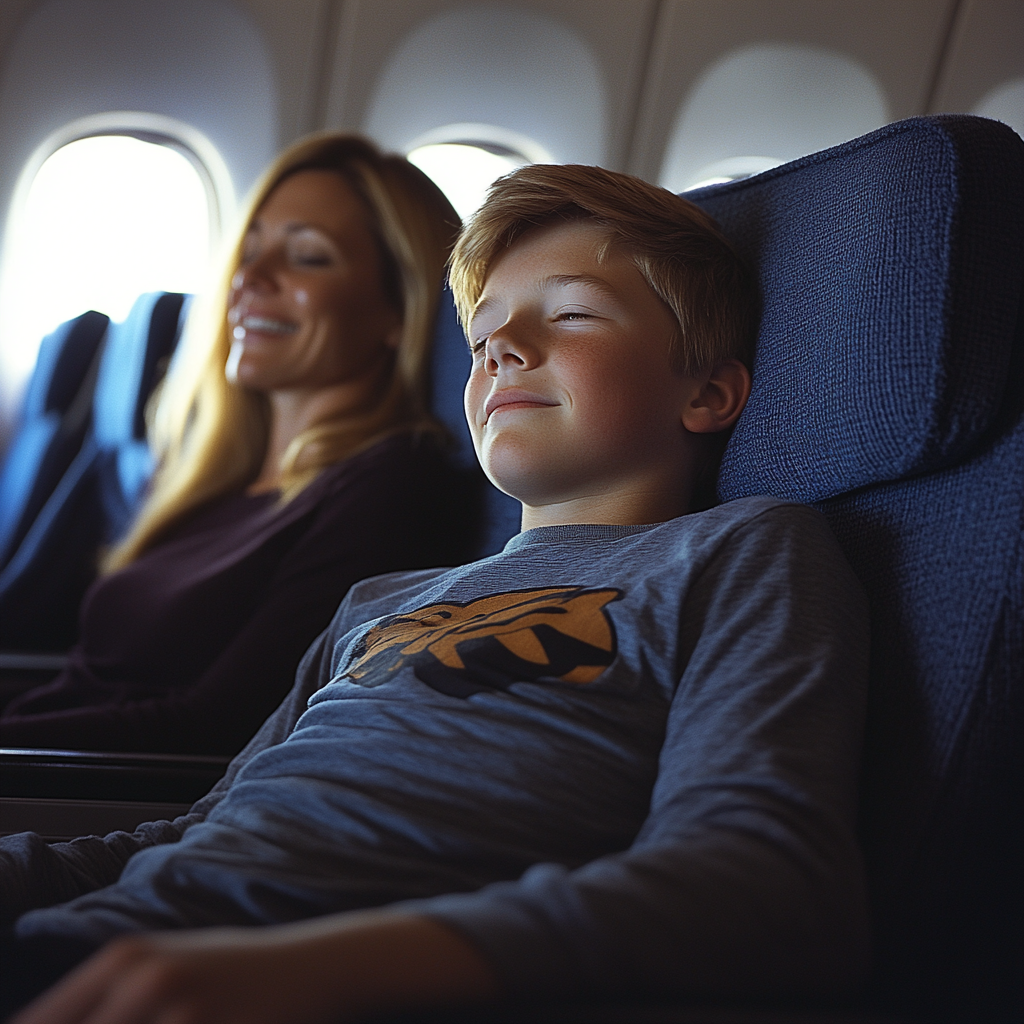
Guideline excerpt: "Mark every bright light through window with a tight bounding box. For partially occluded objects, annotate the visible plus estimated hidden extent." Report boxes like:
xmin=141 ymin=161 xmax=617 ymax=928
xmin=0 ymin=134 xmax=211 ymax=393
xmin=407 ymin=143 xmax=527 ymax=221
xmin=681 ymin=156 xmax=783 ymax=192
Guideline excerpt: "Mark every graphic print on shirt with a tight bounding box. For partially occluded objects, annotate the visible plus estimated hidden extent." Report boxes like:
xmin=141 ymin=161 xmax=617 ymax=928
xmin=345 ymin=587 xmax=623 ymax=698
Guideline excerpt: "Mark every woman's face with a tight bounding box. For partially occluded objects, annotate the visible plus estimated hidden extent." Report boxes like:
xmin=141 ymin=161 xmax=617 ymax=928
xmin=226 ymin=169 xmax=402 ymax=395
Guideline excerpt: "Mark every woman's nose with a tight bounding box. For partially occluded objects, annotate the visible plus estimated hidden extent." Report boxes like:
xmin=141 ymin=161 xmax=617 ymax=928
xmin=232 ymin=252 xmax=278 ymax=294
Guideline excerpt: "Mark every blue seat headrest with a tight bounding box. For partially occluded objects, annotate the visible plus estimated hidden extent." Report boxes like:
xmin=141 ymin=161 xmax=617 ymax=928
xmin=23 ymin=310 xmax=108 ymax=418
xmin=92 ymin=291 xmax=187 ymax=508
xmin=688 ymin=115 xmax=1024 ymax=503
xmin=429 ymin=286 xmax=521 ymax=553
xmin=430 ymin=285 xmax=476 ymax=469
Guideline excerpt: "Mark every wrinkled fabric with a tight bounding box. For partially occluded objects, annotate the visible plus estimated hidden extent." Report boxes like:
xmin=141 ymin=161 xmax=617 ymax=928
xmin=12 ymin=498 xmax=870 ymax=1001
xmin=0 ymin=433 xmax=469 ymax=753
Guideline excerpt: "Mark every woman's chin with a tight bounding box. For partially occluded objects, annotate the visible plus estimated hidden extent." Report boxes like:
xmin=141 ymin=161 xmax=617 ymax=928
xmin=226 ymin=344 xmax=274 ymax=391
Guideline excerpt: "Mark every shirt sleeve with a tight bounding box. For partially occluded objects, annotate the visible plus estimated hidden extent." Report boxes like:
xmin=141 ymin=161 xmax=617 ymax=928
xmin=0 ymin=436 xmax=465 ymax=754
xmin=413 ymin=505 xmax=872 ymax=1003
xmin=0 ymin=625 xmax=336 ymax=927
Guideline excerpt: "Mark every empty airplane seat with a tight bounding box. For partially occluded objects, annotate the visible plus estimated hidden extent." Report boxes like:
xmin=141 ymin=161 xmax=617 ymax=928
xmin=0 ymin=310 xmax=109 ymax=569
xmin=0 ymin=292 xmax=188 ymax=652
xmin=91 ymin=290 xmax=189 ymax=540
xmin=689 ymin=115 xmax=1024 ymax=1019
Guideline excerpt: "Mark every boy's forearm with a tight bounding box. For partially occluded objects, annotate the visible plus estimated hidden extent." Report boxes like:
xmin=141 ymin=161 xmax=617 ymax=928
xmin=274 ymin=910 xmax=501 ymax=1017
xmin=15 ymin=912 xmax=500 ymax=1024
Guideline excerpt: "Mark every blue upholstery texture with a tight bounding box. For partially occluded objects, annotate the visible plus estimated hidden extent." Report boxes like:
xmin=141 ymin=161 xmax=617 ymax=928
xmin=689 ymin=115 xmax=1024 ymax=1017
xmin=429 ymin=286 xmax=520 ymax=555
xmin=0 ymin=293 xmax=187 ymax=651
xmin=92 ymin=292 xmax=189 ymax=538
xmin=0 ymin=310 xmax=108 ymax=568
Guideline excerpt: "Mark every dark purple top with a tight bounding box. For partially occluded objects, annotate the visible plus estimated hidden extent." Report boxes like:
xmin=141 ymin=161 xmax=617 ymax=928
xmin=0 ymin=433 xmax=470 ymax=754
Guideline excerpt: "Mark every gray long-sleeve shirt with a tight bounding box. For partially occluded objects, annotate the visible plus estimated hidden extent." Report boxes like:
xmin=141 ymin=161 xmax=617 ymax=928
xmin=2 ymin=497 xmax=871 ymax=1002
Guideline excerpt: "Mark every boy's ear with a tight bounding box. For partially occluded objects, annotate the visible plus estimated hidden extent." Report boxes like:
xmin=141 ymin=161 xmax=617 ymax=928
xmin=680 ymin=358 xmax=752 ymax=434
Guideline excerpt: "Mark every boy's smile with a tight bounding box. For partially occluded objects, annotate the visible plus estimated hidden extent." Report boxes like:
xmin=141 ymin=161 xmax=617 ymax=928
xmin=483 ymin=388 xmax=559 ymax=420
xmin=465 ymin=220 xmax=707 ymax=528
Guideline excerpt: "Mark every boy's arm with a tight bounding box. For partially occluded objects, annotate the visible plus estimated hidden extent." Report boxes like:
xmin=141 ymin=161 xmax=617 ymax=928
xmin=0 ymin=624 xmax=337 ymax=927
xmin=15 ymin=911 xmax=499 ymax=1024
xmin=15 ymin=505 xmax=870 ymax=1023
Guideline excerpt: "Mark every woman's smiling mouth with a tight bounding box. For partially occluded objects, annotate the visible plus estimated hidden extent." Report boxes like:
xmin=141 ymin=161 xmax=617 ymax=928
xmin=232 ymin=315 xmax=299 ymax=339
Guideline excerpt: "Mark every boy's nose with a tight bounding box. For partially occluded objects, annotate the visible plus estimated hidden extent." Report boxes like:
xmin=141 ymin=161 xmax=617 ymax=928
xmin=484 ymin=326 xmax=539 ymax=375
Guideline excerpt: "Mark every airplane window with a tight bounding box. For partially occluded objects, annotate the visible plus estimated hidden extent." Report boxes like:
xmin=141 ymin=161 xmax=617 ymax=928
xmin=660 ymin=44 xmax=887 ymax=194
xmin=683 ymin=156 xmax=784 ymax=191
xmin=973 ymin=77 xmax=1024 ymax=140
xmin=406 ymin=142 xmax=528 ymax=221
xmin=0 ymin=134 xmax=211 ymax=391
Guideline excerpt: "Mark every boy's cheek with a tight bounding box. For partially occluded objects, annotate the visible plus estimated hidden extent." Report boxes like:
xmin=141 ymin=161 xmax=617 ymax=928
xmin=463 ymin=372 xmax=487 ymax=433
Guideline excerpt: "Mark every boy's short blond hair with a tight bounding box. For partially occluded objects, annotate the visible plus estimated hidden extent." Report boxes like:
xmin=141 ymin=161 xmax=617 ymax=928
xmin=450 ymin=164 xmax=756 ymax=375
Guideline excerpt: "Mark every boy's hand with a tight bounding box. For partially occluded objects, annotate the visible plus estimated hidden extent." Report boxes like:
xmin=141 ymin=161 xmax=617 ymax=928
xmin=13 ymin=913 xmax=499 ymax=1024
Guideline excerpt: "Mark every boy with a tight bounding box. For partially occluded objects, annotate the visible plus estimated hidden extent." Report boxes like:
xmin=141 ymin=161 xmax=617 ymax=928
xmin=3 ymin=165 xmax=869 ymax=1023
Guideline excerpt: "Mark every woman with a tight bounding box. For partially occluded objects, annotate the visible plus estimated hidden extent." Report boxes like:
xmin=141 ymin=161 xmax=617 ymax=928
xmin=0 ymin=134 xmax=468 ymax=754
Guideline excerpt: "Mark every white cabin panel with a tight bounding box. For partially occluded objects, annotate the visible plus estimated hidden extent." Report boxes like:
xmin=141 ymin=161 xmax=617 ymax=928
xmin=629 ymin=0 xmax=958 ymax=184
xmin=930 ymin=0 xmax=1024 ymax=136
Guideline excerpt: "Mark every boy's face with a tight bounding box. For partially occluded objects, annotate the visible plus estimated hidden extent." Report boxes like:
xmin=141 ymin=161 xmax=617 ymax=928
xmin=465 ymin=220 xmax=704 ymax=524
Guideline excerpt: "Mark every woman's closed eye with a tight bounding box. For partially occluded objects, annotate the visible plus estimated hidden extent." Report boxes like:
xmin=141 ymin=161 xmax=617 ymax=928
xmin=288 ymin=241 xmax=335 ymax=267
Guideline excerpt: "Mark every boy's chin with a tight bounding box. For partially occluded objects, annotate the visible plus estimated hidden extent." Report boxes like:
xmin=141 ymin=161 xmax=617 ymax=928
xmin=480 ymin=443 xmax=613 ymax=509
xmin=482 ymin=465 xmax=557 ymax=507
xmin=482 ymin=466 xmax=590 ymax=511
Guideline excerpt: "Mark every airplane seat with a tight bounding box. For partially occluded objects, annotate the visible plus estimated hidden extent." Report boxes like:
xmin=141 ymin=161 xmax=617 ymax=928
xmin=90 ymin=291 xmax=190 ymax=541
xmin=429 ymin=284 xmax=521 ymax=556
xmin=0 ymin=287 xmax=511 ymax=841
xmin=0 ymin=309 xmax=109 ymax=570
xmin=0 ymin=291 xmax=188 ymax=653
xmin=2 ymin=118 xmax=1019 ymax=1021
xmin=688 ymin=114 xmax=1024 ymax=1020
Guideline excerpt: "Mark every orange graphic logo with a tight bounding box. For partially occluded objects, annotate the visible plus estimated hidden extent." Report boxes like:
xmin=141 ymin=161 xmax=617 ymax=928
xmin=345 ymin=587 xmax=622 ymax=697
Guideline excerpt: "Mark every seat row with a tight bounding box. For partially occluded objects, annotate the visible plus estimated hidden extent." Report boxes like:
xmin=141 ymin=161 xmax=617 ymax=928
xmin=0 ymin=292 xmax=190 ymax=653
xmin=0 ymin=115 xmax=1020 ymax=1019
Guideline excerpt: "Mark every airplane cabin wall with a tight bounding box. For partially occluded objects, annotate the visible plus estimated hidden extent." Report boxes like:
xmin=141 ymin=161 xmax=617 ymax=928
xmin=0 ymin=0 xmax=1020 ymax=427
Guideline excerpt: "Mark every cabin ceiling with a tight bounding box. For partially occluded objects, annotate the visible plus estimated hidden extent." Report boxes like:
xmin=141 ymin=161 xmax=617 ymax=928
xmin=0 ymin=0 xmax=1020 ymax=437
xmin=0 ymin=0 xmax=1019 ymax=212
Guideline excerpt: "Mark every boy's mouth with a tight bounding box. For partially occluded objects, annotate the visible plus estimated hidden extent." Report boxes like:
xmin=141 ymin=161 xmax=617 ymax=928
xmin=484 ymin=389 xmax=558 ymax=422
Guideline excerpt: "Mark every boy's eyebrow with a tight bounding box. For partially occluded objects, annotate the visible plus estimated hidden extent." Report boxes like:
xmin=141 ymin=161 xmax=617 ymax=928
xmin=540 ymin=274 xmax=620 ymax=299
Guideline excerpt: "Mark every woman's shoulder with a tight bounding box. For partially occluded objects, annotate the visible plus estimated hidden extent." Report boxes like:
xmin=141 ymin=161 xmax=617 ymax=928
xmin=284 ymin=429 xmax=474 ymax=568
xmin=312 ymin=430 xmax=456 ymax=495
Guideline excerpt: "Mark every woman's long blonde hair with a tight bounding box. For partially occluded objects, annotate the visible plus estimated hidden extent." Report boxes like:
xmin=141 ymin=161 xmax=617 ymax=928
xmin=104 ymin=134 xmax=460 ymax=572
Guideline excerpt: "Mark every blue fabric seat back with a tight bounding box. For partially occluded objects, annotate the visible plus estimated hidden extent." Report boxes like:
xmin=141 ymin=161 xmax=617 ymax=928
xmin=429 ymin=286 xmax=520 ymax=556
xmin=91 ymin=291 xmax=189 ymax=538
xmin=0 ymin=310 xmax=108 ymax=568
xmin=0 ymin=293 xmax=188 ymax=651
xmin=688 ymin=115 xmax=1024 ymax=1016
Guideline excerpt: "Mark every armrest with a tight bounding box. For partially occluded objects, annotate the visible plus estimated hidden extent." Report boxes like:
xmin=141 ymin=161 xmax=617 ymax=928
xmin=0 ymin=650 xmax=69 ymax=709
xmin=0 ymin=652 xmax=70 ymax=672
xmin=0 ymin=748 xmax=230 ymax=803
xmin=384 ymin=998 xmax=907 ymax=1022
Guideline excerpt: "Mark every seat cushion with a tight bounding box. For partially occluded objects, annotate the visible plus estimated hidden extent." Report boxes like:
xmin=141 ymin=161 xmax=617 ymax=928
xmin=689 ymin=115 xmax=1024 ymax=503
